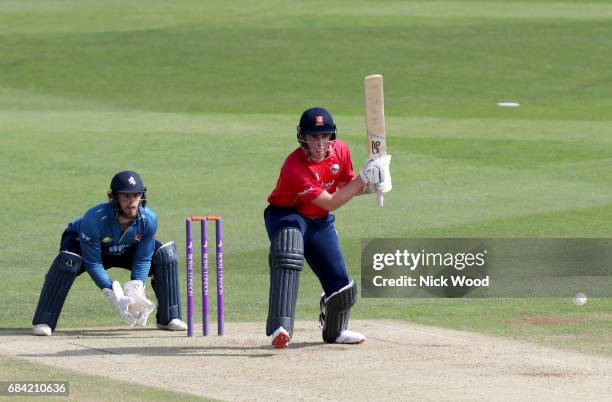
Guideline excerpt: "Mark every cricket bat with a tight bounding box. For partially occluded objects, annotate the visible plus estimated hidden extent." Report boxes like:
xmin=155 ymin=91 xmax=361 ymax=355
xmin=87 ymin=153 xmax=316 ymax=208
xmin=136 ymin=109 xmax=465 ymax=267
xmin=364 ymin=74 xmax=387 ymax=207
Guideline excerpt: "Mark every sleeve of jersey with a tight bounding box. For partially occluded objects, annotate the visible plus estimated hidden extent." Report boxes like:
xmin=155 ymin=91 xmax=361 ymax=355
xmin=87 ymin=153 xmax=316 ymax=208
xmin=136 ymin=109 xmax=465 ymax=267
xmin=289 ymin=167 xmax=324 ymax=203
xmin=79 ymin=213 xmax=113 ymax=290
xmin=130 ymin=213 xmax=157 ymax=282
xmin=337 ymin=141 xmax=356 ymax=182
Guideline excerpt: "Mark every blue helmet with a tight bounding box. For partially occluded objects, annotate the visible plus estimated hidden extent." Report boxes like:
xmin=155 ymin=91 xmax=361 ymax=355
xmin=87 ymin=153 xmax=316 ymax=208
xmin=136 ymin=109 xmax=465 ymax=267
xmin=296 ymin=107 xmax=337 ymax=143
xmin=107 ymin=170 xmax=147 ymax=210
xmin=110 ymin=171 xmax=145 ymax=194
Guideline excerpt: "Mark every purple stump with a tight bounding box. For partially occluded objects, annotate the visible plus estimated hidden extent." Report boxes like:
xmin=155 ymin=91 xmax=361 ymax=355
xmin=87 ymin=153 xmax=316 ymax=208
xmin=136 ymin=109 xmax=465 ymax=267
xmin=201 ymin=219 xmax=209 ymax=336
xmin=216 ymin=219 xmax=225 ymax=336
xmin=186 ymin=219 xmax=194 ymax=337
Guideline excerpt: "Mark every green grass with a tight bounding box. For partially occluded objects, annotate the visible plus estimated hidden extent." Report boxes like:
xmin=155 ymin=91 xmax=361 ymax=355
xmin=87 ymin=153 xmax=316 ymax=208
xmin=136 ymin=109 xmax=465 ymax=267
xmin=355 ymin=298 xmax=612 ymax=356
xmin=0 ymin=356 xmax=213 ymax=401
xmin=1 ymin=1 xmax=612 ymax=120
xmin=1 ymin=0 xmax=611 ymax=371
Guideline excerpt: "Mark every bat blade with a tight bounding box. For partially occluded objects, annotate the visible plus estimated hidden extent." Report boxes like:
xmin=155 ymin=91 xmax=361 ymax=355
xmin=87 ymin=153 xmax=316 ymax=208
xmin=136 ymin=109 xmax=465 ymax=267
xmin=364 ymin=74 xmax=386 ymax=207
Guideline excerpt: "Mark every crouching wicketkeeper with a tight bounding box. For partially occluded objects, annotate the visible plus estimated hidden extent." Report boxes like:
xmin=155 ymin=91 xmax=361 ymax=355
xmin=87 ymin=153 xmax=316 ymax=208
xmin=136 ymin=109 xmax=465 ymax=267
xmin=32 ymin=170 xmax=186 ymax=336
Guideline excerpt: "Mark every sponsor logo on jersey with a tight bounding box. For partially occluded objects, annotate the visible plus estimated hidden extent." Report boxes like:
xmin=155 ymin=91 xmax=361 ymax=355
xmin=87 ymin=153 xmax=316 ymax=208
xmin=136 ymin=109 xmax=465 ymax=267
xmin=298 ymin=187 xmax=314 ymax=196
xmin=101 ymin=237 xmax=113 ymax=243
xmin=323 ymin=181 xmax=335 ymax=189
xmin=107 ymin=244 xmax=128 ymax=254
xmin=135 ymin=234 xmax=142 ymax=242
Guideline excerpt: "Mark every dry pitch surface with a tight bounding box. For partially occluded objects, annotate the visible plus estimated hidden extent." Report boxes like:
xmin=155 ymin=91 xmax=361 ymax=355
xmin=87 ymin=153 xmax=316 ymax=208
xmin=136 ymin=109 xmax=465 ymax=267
xmin=2 ymin=320 xmax=611 ymax=401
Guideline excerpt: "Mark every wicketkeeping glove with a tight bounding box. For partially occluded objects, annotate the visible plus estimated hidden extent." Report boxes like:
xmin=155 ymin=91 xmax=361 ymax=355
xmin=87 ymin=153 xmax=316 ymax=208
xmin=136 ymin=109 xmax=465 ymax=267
xmin=102 ymin=281 xmax=137 ymax=326
xmin=123 ymin=280 xmax=155 ymax=327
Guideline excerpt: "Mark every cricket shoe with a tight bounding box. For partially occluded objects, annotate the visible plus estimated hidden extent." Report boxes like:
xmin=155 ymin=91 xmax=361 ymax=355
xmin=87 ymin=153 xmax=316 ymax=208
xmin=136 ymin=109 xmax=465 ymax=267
xmin=156 ymin=319 xmax=187 ymax=331
xmin=32 ymin=324 xmax=52 ymax=336
xmin=271 ymin=326 xmax=291 ymax=349
xmin=335 ymin=330 xmax=366 ymax=344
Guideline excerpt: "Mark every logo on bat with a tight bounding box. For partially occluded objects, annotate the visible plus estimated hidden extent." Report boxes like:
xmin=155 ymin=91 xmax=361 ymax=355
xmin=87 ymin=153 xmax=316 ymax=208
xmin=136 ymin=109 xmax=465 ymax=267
xmin=371 ymin=140 xmax=381 ymax=154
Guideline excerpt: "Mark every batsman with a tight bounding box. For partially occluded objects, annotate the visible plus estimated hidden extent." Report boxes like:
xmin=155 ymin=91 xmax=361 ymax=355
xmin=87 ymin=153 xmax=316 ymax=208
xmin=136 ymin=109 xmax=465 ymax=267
xmin=32 ymin=171 xmax=186 ymax=336
xmin=264 ymin=107 xmax=392 ymax=348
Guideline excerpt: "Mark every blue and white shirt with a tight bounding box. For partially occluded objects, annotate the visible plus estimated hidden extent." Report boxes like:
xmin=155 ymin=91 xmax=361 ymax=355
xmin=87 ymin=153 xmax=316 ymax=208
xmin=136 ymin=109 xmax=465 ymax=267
xmin=65 ymin=203 xmax=157 ymax=289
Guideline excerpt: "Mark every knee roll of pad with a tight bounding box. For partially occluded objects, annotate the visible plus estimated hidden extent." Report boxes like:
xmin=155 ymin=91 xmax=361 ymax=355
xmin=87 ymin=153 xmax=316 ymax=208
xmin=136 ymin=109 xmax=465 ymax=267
xmin=321 ymin=280 xmax=357 ymax=343
xmin=152 ymin=241 xmax=181 ymax=324
xmin=266 ymin=228 xmax=304 ymax=337
xmin=154 ymin=241 xmax=178 ymax=265
xmin=268 ymin=227 xmax=304 ymax=271
xmin=32 ymin=251 xmax=82 ymax=330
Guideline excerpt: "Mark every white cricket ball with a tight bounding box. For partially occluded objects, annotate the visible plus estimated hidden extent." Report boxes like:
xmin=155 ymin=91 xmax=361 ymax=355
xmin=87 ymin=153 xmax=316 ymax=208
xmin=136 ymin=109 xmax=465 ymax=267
xmin=573 ymin=292 xmax=587 ymax=306
xmin=497 ymin=102 xmax=520 ymax=107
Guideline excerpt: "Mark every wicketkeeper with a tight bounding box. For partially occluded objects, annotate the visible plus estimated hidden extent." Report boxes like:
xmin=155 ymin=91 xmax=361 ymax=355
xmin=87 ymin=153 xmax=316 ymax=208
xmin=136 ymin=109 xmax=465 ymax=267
xmin=264 ymin=107 xmax=392 ymax=348
xmin=32 ymin=170 xmax=186 ymax=336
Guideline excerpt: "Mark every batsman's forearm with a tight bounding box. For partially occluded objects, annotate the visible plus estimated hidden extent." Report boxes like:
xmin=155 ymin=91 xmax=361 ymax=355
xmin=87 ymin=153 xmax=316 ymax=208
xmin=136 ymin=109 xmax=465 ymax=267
xmin=315 ymin=177 xmax=365 ymax=211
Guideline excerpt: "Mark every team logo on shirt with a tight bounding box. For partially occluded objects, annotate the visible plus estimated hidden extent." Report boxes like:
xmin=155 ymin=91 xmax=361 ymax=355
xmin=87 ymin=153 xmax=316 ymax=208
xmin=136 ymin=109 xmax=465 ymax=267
xmin=330 ymin=164 xmax=340 ymax=174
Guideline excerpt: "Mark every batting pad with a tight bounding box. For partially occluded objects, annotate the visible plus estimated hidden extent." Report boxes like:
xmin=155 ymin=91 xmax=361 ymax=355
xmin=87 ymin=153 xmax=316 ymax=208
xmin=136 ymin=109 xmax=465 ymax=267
xmin=321 ymin=280 xmax=357 ymax=343
xmin=266 ymin=228 xmax=304 ymax=337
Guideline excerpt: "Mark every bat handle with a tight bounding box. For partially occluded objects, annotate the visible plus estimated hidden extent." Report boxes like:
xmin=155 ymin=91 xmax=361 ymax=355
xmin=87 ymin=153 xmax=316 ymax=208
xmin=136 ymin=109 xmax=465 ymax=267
xmin=376 ymin=190 xmax=384 ymax=207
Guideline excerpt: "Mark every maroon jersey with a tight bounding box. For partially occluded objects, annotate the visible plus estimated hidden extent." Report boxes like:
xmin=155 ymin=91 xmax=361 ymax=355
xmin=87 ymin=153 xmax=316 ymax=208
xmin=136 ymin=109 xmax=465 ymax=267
xmin=268 ymin=140 xmax=356 ymax=218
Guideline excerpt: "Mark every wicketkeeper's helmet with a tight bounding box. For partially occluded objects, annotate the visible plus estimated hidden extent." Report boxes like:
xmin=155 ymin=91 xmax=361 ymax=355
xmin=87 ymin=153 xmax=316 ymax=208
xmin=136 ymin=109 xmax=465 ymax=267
xmin=107 ymin=170 xmax=147 ymax=210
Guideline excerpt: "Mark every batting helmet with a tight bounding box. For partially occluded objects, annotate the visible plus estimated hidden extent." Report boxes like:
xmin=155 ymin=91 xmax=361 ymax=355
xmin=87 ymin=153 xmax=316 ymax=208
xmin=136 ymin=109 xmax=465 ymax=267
xmin=296 ymin=107 xmax=337 ymax=142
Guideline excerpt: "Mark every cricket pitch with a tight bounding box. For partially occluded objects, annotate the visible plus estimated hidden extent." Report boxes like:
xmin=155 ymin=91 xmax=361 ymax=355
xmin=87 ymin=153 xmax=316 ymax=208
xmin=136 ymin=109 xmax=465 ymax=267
xmin=1 ymin=320 xmax=611 ymax=401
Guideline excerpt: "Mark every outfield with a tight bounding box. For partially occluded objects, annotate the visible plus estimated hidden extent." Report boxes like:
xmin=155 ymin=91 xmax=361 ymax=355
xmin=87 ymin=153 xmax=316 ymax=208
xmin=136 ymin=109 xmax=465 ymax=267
xmin=1 ymin=1 xmax=611 ymax=400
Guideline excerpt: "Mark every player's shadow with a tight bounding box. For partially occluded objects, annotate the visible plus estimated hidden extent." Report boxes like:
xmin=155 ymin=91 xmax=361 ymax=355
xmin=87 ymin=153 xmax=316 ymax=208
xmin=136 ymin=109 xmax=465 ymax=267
xmin=56 ymin=328 xmax=185 ymax=338
xmin=1 ymin=328 xmax=327 ymax=353
xmin=287 ymin=341 xmax=326 ymax=349
xmin=0 ymin=327 xmax=183 ymax=338
xmin=19 ymin=341 xmax=325 ymax=359
xmin=0 ymin=328 xmax=34 ymax=336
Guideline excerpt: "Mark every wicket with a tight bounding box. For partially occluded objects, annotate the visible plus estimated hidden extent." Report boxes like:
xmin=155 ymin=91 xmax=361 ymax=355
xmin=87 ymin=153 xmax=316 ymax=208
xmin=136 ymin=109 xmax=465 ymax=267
xmin=186 ymin=216 xmax=224 ymax=337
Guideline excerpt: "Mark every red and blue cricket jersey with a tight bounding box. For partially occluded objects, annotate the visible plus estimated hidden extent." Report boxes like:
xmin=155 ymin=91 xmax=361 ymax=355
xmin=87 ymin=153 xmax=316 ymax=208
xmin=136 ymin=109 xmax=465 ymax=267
xmin=267 ymin=140 xmax=356 ymax=218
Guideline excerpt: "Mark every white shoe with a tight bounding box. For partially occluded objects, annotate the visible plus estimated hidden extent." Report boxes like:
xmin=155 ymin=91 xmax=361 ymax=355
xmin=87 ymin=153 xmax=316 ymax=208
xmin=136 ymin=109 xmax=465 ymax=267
xmin=335 ymin=330 xmax=366 ymax=344
xmin=271 ymin=326 xmax=290 ymax=349
xmin=32 ymin=324 xmax=52 ymax=336
xmin=156 ymin=319 xmax=187 ymax=331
